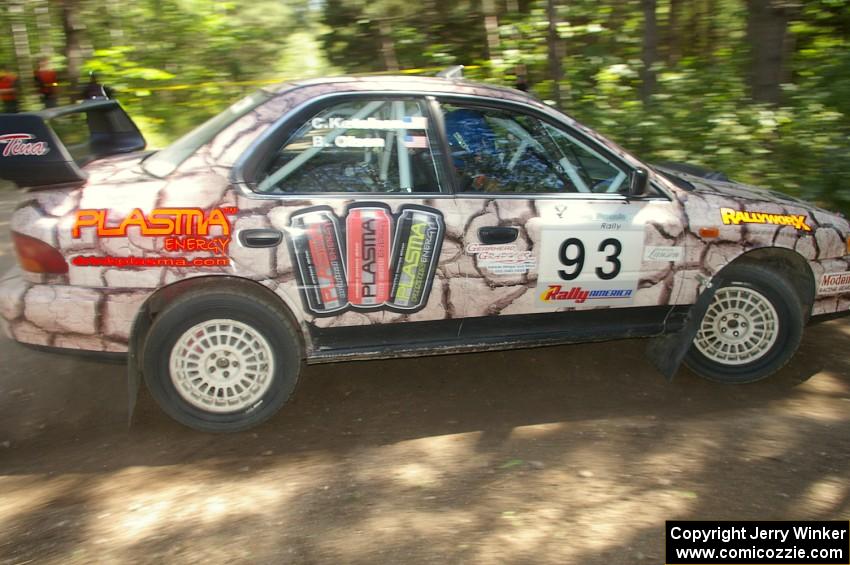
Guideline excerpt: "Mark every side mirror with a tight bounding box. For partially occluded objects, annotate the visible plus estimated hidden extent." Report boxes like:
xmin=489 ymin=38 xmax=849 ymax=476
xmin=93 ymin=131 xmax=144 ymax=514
xmin=628 ymin=168 xmax=649 ymax=196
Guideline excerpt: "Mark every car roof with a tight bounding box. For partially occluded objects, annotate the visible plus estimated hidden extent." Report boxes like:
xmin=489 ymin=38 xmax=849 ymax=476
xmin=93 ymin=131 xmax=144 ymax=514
xmin=272 ymin=75 xmax=540 ymax=107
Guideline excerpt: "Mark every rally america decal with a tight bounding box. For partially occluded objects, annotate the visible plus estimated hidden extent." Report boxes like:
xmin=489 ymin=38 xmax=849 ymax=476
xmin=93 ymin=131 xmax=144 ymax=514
xmin=535 ymin=204 xmax=646 ymax=308
xmin=287 ymin=203 xmax=445 ymax=316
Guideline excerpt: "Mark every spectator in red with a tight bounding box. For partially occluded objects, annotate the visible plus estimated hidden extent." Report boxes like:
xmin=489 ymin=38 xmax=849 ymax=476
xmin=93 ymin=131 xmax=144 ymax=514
xmin=0 ymin=69 xmax=19 ymax=113
xmin=33 ymin=58 xmax=59 ymax=108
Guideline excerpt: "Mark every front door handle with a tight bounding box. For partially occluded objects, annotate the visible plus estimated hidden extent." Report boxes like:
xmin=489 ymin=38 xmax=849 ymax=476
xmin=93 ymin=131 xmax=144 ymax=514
xmin=478 ymin=226 xmax=519 ymax=245
xmin=239 ymin=228 xmax=282 ymax=248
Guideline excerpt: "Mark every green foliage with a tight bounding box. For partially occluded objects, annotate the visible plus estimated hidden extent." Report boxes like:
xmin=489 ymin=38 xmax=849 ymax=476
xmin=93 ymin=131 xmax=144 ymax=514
xmin=1 ymin=0 xmax=848 ymax=214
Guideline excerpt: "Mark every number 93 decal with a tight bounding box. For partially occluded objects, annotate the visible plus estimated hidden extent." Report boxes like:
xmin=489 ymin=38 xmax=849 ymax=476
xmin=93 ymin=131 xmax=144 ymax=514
xmin=557 ymin=237 xmax=622 ymax=281
xmin=538 ymin=227 xmax=644 ymax=307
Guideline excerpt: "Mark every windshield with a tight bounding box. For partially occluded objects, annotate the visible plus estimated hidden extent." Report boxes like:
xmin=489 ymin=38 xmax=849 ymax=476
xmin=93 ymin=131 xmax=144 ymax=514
xmin=142 ymin=89 xmax=274 ymax=178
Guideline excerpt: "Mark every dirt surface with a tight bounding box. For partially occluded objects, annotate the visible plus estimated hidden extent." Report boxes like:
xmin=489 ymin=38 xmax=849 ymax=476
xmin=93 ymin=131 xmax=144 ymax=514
xmin=0 ymin=188 xmax=848 ymax=564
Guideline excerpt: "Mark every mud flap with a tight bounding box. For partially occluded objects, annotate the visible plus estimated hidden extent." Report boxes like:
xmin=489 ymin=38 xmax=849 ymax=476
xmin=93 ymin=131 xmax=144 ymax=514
xmin=127 ymin=346 xmax=142 ymax=427
xmin=126 ymin=308 xmax=151 ymax=427
xmin=646 ymin=277 xmax=722 ymax=381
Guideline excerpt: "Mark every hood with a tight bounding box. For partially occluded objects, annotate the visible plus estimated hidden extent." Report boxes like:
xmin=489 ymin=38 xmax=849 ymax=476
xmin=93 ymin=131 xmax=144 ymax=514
xmin=656 ymin=165 xmax=843 ymax=220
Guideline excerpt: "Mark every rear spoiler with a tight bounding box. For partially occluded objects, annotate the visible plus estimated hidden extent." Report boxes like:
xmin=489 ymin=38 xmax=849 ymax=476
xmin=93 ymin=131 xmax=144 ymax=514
xmin=0 ymin=100 xmax=145 ymax=189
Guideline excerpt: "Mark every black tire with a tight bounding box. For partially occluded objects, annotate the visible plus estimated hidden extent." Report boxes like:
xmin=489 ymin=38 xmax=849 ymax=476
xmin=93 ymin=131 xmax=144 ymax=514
xmin=142 ymin=287 xmax=302 ymax=432
xmin=684 ymin=263 xmax=805 ymax=384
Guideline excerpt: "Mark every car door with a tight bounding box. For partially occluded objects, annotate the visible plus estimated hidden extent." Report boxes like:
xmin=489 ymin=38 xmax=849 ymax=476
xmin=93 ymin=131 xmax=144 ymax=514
xmin=230 ymin=95 xmax=466 ymax=344
xmin=435 ymin=99 xmax=687 ymax=325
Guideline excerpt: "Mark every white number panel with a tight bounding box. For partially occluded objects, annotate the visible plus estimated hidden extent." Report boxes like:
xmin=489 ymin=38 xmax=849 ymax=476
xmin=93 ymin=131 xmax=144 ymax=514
xmin=536 ymin=204 xmax=646 ymax=309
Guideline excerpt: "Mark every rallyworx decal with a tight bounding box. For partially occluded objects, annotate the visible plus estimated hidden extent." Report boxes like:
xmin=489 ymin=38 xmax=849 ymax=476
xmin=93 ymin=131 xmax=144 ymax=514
xmin=287 ymin=204 xmax=445 ymax=316
xmin=70 ymin=207 xmax=235 ymax=268
xmin=720 ymin=207 xmax=812 ymax=231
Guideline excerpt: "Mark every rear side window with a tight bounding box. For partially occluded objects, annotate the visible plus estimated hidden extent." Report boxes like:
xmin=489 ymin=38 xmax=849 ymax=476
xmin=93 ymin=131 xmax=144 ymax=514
xmin=254 ymin=99 xmax=445 ymax=194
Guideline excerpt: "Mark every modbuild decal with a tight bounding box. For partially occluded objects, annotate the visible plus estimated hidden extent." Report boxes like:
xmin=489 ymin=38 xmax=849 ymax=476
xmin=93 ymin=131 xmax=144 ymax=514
xmin=287 ymin=204 xmax=445 ymax=317
xmin=819 ymin=271 xmax=850 ymax=295
xmin=71 ymin=207 xmax=236 ymax=266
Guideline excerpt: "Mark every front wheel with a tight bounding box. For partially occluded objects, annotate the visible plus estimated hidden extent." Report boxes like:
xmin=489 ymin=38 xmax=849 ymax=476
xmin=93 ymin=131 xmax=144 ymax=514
xmin=684 ymin=264 xmax=806 ymax=384
xmin=143 ymin=288 xmax=302 ymax=432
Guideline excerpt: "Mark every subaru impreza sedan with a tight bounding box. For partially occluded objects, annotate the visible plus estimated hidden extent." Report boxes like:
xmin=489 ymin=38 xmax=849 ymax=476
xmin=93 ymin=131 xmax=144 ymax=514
xmin=1 ymin=73 xmax=848 ymax=432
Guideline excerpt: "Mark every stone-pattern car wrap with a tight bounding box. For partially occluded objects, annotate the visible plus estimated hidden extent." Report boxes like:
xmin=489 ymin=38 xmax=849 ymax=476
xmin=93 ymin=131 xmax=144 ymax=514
xmin=1 ymin=77 xmax=849 ymax=353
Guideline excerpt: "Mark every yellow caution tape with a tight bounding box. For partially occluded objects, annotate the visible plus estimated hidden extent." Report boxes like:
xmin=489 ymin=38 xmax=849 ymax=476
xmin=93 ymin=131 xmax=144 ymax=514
xmin=51 ymin=65 xmax=482 ymax=93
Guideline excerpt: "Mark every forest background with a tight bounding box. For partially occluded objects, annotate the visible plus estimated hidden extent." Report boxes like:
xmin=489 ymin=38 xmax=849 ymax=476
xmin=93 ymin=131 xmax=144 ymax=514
xmin=2 ymin=0 xmax=849 ymax=213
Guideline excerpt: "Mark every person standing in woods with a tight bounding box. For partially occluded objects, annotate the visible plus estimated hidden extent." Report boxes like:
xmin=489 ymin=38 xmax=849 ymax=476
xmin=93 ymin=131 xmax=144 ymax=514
xmin=0 ymin=69 xmax=19 ymax=113
xmin=514 ymin=63 xmax=529 ymax=92
xmin=33 ymin=58 xmax=59 ymax=108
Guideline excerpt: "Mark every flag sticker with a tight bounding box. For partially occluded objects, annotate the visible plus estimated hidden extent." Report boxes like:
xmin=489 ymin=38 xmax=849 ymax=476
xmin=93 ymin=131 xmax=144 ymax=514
xmin=401 ymin=116 xmax=428 ymax=129
xmin=403 ymin=135 xmax=428 ymax=149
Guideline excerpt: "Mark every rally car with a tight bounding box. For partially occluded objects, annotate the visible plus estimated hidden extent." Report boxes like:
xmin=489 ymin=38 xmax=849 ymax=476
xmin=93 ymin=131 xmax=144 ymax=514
xmin=1 ymin=72 xmax=849 ymax=432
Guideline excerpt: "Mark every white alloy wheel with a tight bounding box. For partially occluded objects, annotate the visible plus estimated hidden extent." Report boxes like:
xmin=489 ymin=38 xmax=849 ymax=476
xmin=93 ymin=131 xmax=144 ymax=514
xmin=693 ymin=285 xmax=779 ymax=366
xmin=169 ymin=319 xmax=275 ymax=413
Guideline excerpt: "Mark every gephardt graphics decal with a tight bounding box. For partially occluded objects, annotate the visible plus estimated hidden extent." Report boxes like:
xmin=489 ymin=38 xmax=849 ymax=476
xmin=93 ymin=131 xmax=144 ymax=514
xmin=287 ymin=203 xmax=445 ymax=316
xmin=70 ymin=207 xmax=235 ymax=268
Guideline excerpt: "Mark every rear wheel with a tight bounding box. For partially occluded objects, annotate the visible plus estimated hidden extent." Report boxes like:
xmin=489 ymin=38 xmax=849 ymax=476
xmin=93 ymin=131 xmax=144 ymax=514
xmin=143 ymin=288 xmax=302 ymax=432
xmin=684 ymin=264 xmax=805 ymax=383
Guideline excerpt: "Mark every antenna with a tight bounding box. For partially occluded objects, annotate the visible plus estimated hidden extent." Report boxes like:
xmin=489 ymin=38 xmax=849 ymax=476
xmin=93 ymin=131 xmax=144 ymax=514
xmin=437 ymin=65 xmax=464 ymax=79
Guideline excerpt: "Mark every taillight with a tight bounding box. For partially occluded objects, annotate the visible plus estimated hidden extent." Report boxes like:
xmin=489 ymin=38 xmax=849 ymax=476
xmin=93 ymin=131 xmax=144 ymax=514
xmin=12 ymin=232 xmax=69 ymax=274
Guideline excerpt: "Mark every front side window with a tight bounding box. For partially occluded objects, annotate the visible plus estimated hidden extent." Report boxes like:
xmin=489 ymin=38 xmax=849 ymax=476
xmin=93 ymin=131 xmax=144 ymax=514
xmin=255 ymin=98 xmax=444 ymax=194
xmin=441 ymin=103 xmax=629 ymax=195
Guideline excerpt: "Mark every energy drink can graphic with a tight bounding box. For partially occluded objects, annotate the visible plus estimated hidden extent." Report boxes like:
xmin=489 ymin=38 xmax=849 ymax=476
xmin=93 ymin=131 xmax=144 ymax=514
xmin=346 ymin=204 xmax=392 ymax=307
xmin=289 ymin=208 xmax=348 ymax=315
xmin=388 ymin=205 xmax=445 ymax=311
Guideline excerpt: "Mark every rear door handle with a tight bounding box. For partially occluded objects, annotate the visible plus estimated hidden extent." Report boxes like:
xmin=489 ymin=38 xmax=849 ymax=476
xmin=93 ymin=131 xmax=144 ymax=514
xmin=478 ymin=226 xmax=519 ymax=245
xmin=239 ymin=228 xmax=282 ymax=248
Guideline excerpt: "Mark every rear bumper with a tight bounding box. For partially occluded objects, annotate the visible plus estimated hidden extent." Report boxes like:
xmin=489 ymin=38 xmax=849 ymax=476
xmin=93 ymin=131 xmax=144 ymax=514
xmin=0 ymin=266 xmax=141 ymax=353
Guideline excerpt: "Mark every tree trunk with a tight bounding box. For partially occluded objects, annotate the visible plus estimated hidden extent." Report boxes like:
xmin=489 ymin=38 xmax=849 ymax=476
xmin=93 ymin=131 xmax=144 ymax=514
xmin=640 ymin=0 xmax=658 ymax=106
xmin=8 ymin=0 xmax=33 ymax=106
xmin=705 ymin=0 xmax=718 ymax=62
xmin=745 ymin=0 xmax=794 ymax=104
xmin=665 ymin=0 xmax=682 ymax=65
xmin=482 ymin=0 xmax=500 ymax=62
xmin=58 ymin=0 xmax=83 ymax=98
xmin=106 ymin=0 xmax=124 ymax=47
xmin=35 ymin=0 xmax=53 ymax=58
xmin=546 ymin=0 xmax=563 ymax=107
xmin=377 ymin=19 xmax=399 ymax=71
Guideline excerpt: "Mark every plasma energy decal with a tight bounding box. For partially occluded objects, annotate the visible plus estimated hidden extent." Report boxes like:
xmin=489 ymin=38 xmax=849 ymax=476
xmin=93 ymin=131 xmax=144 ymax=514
xmin=71 ymin=207 xmax=236 ymax=263
xmin=288 ymin=204 xmax=445 ymax=316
